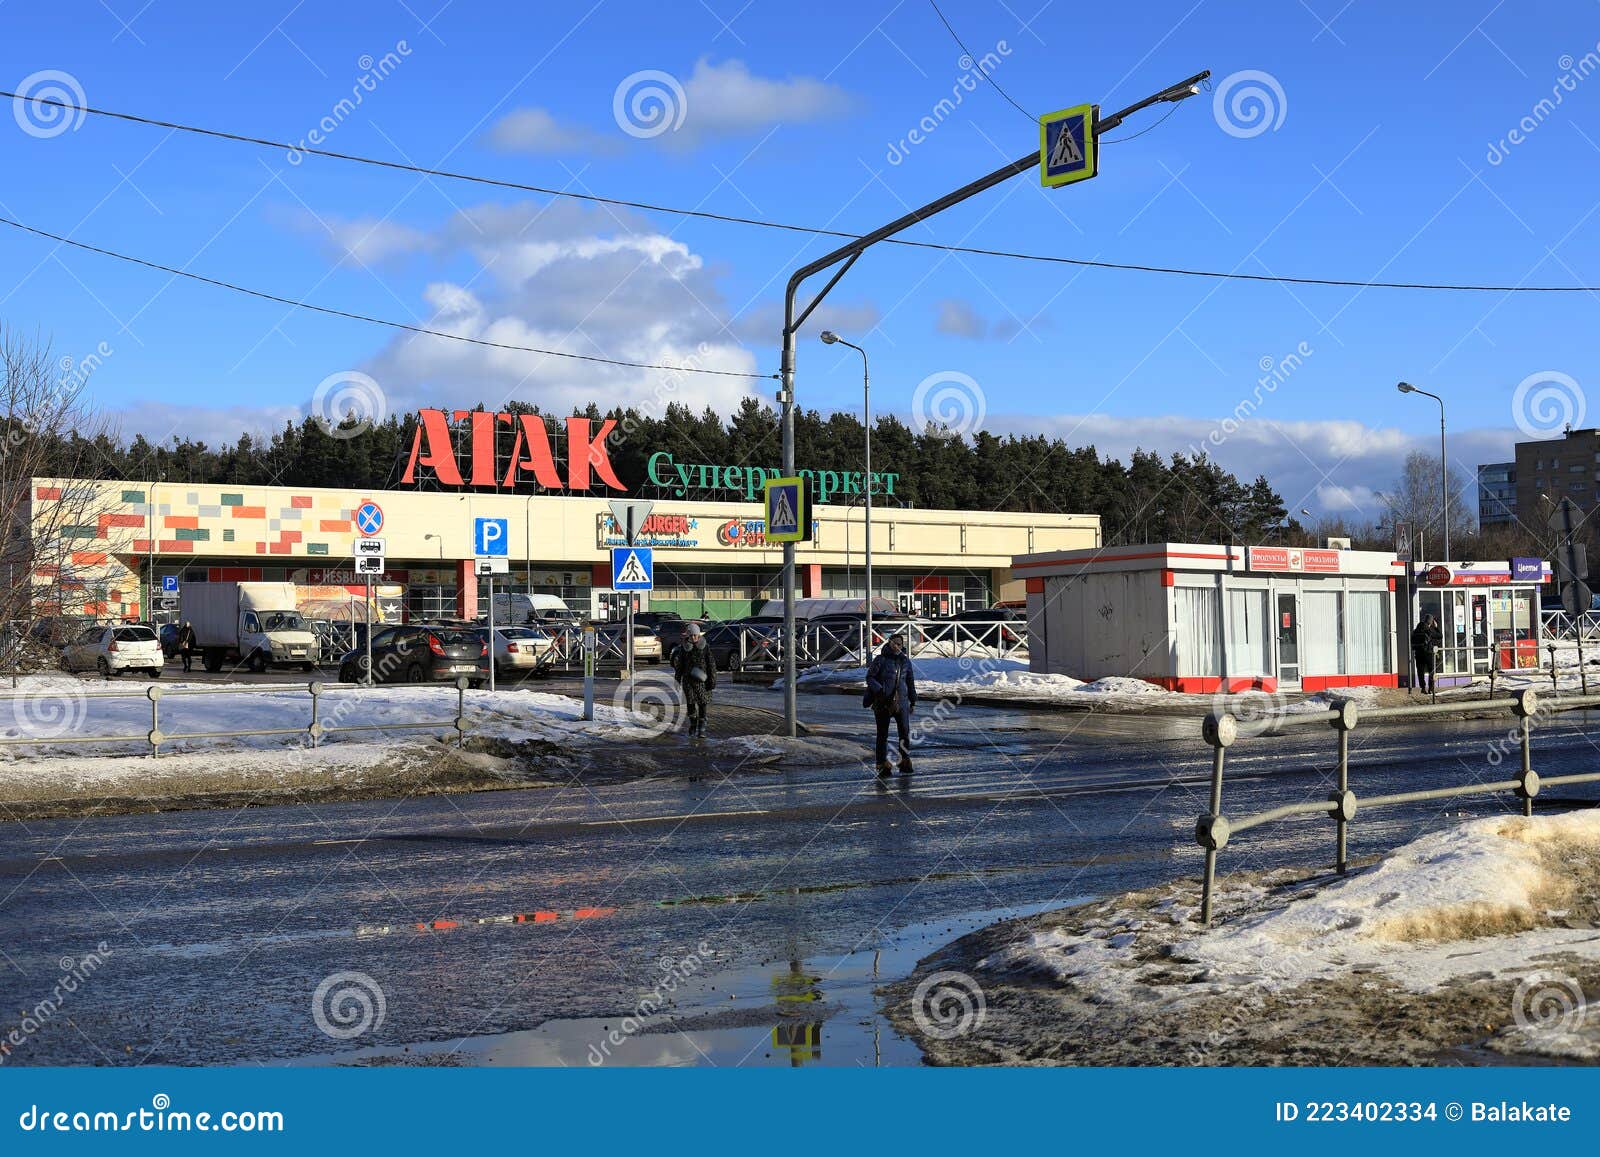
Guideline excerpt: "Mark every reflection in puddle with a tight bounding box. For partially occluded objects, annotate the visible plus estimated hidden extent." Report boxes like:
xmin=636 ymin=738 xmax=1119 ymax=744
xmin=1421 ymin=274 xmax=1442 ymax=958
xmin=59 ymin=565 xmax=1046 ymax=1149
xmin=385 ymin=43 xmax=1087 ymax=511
xmin=304 ymin=900 xmax=1076 ymax=1068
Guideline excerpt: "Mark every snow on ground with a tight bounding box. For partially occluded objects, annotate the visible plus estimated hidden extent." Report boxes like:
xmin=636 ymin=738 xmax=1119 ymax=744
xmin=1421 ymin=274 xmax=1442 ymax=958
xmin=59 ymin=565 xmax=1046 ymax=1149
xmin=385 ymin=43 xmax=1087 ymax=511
xmin=720 ymin=733 xmax=873 ymax=766
xmin=0 ymin=672 xmax=652 ymax=759
xmin=967 ymin=810 xmax=1600 ymax=1060
xmin=1279 ymin=685 xmax=1385 ymax=715
xmin=793 ymin=656 xmax=1177 ymax=706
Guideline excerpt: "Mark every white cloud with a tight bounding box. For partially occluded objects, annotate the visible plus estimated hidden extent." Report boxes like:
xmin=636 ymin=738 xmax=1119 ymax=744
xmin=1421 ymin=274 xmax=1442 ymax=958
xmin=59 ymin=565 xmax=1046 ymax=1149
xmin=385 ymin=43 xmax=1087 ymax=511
xmin=981 ymin=410 xmax=1518 ymax=522
xmin=935 ymin=298 xmax=986 ymax=338
xmin=110 ymin=400 xmax=304 ymax=447
xmin=486 ymin=107 xmax=615 ymax=155
xmin=672 ymin=57 xmax=850 ymax=145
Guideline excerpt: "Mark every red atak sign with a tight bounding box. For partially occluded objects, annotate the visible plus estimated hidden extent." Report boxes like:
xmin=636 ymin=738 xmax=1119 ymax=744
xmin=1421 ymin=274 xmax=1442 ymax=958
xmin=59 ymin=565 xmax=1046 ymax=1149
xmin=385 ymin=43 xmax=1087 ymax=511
xmin=401 ymin=409 xmax=625 ymax=491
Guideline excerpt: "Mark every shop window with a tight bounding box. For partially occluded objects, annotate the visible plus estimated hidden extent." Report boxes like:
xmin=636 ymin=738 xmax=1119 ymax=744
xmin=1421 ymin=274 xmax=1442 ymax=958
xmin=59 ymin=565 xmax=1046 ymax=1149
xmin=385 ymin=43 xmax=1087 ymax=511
xmin=1174 ymin=587 xmax=1222 ymax=677
xmin=1225 ymin=589 xmax=1270 ymax=677
xmin=1346 ymin=591 xmax=1387 ymax=673
xmin=1300 ymin=590 xmax=1344 ymax=675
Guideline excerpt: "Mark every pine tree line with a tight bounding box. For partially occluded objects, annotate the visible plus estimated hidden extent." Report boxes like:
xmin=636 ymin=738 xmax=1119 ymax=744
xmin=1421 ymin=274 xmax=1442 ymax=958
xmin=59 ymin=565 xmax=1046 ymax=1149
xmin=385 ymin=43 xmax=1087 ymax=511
xmin=31 ymin=398 xmax=1289 ymax=545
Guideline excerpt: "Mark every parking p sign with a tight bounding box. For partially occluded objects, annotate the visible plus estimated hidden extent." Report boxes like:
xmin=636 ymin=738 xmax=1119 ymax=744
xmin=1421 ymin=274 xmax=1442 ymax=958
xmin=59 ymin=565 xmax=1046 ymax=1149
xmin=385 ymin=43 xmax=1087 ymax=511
xmin=474 ymin=517 xmax=508 ymax=557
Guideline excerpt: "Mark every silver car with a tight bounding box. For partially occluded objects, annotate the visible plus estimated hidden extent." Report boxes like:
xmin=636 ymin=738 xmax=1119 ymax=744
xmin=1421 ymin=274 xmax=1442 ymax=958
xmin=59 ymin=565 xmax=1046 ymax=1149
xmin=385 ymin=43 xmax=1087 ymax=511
xmin=61 ymin=623 xmax=165 ymax=678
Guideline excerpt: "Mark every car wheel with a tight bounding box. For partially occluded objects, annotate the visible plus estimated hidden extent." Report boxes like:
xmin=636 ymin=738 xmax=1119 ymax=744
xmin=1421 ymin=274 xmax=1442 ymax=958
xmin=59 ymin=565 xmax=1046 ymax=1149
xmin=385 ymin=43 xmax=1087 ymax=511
xmin=300 ymin=662 xmax=316 ymax=672
xmin=147 ymin=667 xmax=161 ymax=679
xmin=728 ymin=651 xmax=743 ymax=674
xmin=338 ymin=663 xmax=356 ymax=683
xmin=406 ymin=663 xmax=424 ymax=683
xmin=249 ymin=650 xmax=267 ymax=673
xmin=203 ymin=650 xmax=223 ymax=673
xmin=96 ymin=657 xmax=111 ymax=678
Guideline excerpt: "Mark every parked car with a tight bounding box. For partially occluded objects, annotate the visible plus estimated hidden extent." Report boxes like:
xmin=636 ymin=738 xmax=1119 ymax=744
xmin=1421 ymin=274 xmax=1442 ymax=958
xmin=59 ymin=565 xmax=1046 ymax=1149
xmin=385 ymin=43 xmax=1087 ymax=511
xmin=925 ymin=606 xmax=1025 ymax=647
xmin=702 ymin=619 xmax=780 ymax=672
xmin=336 ymin=623 xmax=488 ymax=685
xmin=654 ymin=618 xmax=707 ymax=653
xmin=60 ymin=623 xmax=164 ymax=678
xmin=597 ymin=622 xmax=663 ymax=663
xmin=476 ymin=625 xmax=554 ymax=677
xmin=805 ymin=612 xmax=913 ymax=661
xmin=633 ymin=611 xmax=683 ymax=630
xmin=159 ymin=622 xmax=181 ymax=658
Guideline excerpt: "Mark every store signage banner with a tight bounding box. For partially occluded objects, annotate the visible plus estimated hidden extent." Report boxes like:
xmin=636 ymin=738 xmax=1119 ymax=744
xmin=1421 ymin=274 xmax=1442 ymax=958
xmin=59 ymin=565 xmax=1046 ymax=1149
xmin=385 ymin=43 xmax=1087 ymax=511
xmin=1510 ymin=556 xmax=1543 ymax=582
xmin=1246 ymin=546 xmax=1341 ymax=574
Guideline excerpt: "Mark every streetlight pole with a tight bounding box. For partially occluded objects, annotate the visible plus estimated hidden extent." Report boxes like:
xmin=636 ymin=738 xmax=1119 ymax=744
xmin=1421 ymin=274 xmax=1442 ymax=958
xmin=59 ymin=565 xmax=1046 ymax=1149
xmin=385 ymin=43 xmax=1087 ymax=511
xmin=776 ymin=69 xmax=1210 ymax=736
xmin=820 ymin=331 xmax=872 ymax=652
xmin=1397 ymin=382 xmax=1449 ymax=562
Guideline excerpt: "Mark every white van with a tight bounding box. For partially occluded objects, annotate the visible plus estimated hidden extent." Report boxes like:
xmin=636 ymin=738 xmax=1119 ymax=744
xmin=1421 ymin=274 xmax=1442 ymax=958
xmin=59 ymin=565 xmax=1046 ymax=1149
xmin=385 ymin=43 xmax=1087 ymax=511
xmin=490 ymin=592 xmax=575 ymax=625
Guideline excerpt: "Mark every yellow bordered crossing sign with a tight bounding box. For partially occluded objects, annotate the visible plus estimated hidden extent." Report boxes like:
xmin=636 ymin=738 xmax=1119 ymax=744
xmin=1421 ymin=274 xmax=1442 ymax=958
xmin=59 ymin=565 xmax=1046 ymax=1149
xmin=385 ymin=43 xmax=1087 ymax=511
xmin=1040 ymin=103 xmax=1098 ymax=188
xmin=763 ymin=475 xmax=812 ymax=543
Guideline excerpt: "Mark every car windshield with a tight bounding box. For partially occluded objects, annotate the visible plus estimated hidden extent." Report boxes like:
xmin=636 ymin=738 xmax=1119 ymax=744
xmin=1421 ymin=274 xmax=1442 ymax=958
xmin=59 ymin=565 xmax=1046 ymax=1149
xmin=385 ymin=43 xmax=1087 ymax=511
xmin=259 ymin=611 xmax=305 ymax=631
xmin=113 ymin=626 xmax=157 ymax=642
xmin=498 ymin=628 xmax=536 ymax=639
xmin=431 ymin=628 xmax=479 ymax=646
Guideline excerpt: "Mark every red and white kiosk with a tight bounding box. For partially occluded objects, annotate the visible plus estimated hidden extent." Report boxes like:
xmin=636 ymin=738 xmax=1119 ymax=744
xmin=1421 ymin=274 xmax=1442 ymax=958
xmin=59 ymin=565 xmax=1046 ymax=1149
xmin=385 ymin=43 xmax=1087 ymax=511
xmin=1406 ymin=558 xmax=1550 ymax=685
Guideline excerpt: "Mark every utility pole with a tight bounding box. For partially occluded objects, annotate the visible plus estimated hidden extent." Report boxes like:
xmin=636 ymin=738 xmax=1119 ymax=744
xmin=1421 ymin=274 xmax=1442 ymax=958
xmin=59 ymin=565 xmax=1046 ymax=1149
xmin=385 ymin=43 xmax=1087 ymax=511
xmin=776 ymin=69 xmax=1210 ymax=735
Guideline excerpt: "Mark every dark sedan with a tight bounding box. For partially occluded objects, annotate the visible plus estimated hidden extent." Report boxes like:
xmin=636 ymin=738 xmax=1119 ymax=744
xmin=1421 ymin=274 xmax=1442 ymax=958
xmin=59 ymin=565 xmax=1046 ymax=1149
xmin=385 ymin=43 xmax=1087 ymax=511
xmin=337 ymin=623 xmax=488 ymax=685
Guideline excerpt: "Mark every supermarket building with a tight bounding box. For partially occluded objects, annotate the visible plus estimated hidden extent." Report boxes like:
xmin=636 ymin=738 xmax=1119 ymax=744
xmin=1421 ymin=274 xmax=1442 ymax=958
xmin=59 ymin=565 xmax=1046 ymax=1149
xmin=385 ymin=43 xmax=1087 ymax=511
xmin=26 ymin=477 xmax=1100 ymax=624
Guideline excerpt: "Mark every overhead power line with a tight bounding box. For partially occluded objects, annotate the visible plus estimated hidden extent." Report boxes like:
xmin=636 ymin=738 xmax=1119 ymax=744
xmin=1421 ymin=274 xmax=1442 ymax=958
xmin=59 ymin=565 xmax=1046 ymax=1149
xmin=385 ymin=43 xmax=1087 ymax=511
xmin=927 ymin=0 xmax=1037 ymax=121
xmin=0 ymin=216 xmax=775 ymax=379
xmin=4 ymin=90 xmax=1599 ymax=292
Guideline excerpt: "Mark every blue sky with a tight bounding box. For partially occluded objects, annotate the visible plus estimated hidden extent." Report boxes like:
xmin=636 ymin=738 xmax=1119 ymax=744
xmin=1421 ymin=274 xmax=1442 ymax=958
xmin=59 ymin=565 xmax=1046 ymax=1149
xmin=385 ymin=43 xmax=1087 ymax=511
xmin=3 ymin=0 xmax=1600 ymax=517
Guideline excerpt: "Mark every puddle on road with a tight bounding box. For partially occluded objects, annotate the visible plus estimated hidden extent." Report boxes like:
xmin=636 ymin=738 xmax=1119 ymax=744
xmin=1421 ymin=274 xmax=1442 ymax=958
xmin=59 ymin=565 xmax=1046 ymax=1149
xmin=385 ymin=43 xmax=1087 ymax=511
xmin=315 ymin=899 xmax=1080 ymax=1068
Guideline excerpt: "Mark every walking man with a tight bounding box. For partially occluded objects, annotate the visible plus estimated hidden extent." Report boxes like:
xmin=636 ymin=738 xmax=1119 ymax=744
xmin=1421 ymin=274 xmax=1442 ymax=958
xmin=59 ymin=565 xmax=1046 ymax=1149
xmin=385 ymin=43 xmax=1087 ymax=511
xmin=864 ymin=632 xmax=917 ymax=777
xmin=1411 ymin=613 xmax=1441 ymax=694
xmin=177 ymin=620 xmax=197 ymax=674
xmin=670 ymin=621 xmax=716 ymax=739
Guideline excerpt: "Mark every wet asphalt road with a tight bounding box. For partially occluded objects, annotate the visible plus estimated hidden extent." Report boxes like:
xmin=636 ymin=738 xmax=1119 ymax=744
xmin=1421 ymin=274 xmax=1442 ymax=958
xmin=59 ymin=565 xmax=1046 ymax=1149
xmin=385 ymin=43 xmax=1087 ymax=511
xmin=2 ymin=687 xmax=1598 ymax=1067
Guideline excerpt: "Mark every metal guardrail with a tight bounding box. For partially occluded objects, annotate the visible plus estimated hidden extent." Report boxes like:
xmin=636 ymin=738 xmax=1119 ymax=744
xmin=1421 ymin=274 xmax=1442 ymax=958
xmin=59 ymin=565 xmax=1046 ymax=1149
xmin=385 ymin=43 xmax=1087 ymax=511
xmin=531 ymin=616 xmax=1026 ymax=676
xmin=1193 ymin=688 xmax=1600 ymax=925
xmin=1540 ymin=607 xmax=1600 ymax=642
xmin=0 ymin=678 xmax=474 ymax=758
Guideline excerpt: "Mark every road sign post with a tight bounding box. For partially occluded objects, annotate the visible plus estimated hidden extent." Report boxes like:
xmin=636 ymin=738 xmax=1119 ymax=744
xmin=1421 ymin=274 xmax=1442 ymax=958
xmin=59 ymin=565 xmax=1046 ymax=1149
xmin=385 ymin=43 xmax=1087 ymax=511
xmin=1039 ymin=103 xmax=1099 ymax=188
xmin=772 ymin=69 xmax=1209 ymax=737
xmin=611 ymin=546 xmax=653 ymax=684
xmin=1550 ymin=497 xmax=1591 ymax=694
xmin=364 ymin=576 xmax=373 ymax=687
xmin=582 ymin=624 xmax=595 ymax=721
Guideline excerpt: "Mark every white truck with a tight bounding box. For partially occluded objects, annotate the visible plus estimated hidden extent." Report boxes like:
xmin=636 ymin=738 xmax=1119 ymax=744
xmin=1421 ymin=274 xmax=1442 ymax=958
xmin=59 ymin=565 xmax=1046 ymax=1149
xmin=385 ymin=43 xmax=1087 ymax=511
xmin=180 ymin=581 xmax=319 ymax=673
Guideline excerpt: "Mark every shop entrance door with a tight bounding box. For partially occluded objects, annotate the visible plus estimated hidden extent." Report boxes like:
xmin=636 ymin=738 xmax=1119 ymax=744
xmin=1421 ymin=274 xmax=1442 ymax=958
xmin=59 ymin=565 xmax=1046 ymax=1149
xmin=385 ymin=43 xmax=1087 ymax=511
xmin=1275 ymin=592 xmax=1300 ymax=686
xmin=1469 ymin=591 xmax=1491 ymax=673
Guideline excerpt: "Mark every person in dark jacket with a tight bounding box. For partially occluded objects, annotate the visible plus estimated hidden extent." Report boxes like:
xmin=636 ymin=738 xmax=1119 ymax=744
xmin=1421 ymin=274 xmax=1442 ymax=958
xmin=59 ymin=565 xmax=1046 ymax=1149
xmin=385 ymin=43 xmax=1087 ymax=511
xmin=1411 ymin=614 xmax=1442 ymax=694
xmin=669 ymin=622 xmax=717 ymax=738
xmin=177 ymin=620 xmax=197 ymax=673
xmin=864 ymin=633 xmax=917 ymax=777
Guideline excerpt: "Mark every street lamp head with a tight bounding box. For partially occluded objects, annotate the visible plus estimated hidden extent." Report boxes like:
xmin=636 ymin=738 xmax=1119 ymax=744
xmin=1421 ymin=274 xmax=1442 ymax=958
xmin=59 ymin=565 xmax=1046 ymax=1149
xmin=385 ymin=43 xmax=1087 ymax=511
xmin=1396 ymin=381 xmax=1415 ymax=394
xmin=819 ymin=330 xmax=841 ymax=345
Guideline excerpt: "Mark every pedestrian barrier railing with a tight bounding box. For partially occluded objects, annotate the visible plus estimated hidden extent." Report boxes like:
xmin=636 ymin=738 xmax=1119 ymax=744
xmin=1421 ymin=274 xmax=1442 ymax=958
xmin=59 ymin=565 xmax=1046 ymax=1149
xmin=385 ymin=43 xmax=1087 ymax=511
xmin=1195 ymin=688 xmax=1600 ymax=925
xmin=1540 ymin=608 xmax=1600 ymax=642
xmin=0 ymin=678 xmax=475 ymax=758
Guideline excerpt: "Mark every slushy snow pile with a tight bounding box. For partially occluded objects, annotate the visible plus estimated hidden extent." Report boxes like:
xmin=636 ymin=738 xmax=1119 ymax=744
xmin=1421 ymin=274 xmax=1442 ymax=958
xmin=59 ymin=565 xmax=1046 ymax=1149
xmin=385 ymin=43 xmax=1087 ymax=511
xmin=794 ymin=657 xmax=1174 ymax=703
xmin=0 ymin=673 xmax=663 ymax=789
xmin=978 ymin=811 xmax=1600 ymax=1056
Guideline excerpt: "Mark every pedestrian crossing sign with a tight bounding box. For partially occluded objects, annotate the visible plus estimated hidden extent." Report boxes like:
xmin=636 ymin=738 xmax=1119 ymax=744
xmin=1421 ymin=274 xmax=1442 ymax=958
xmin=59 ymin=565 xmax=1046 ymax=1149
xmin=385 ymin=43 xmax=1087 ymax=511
xmin=763 ymin=475 xmax=811 ymax=543
xmin=1039 ymin=103 xmax=1098 ymax=188
xmin=611 ymin=546 xmax=654 ymax=590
